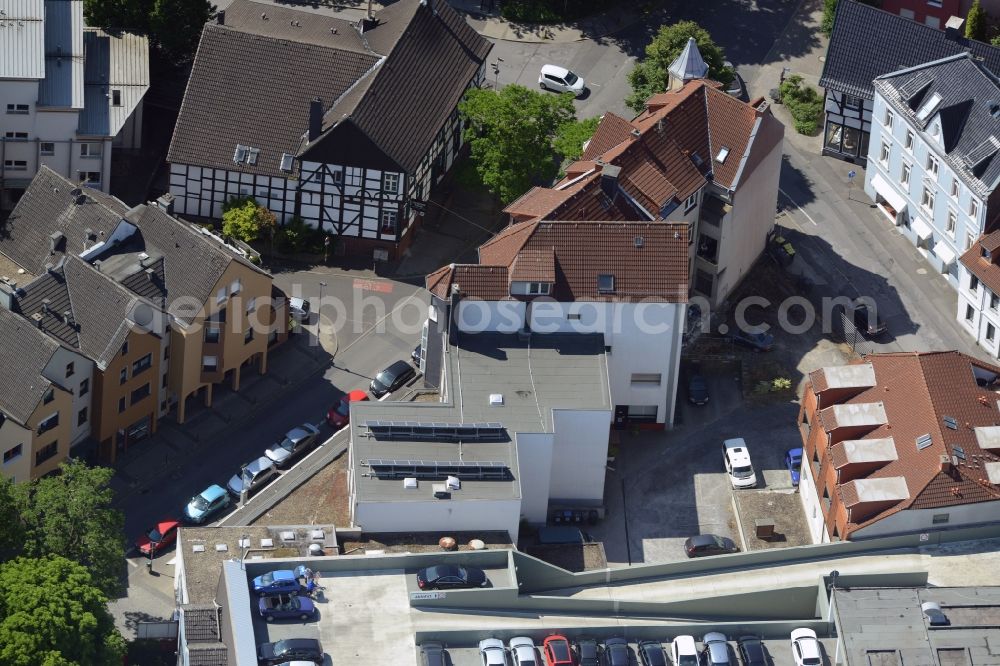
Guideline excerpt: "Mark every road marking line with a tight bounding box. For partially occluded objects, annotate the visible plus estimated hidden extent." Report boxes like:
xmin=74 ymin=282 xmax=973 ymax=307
xmin=352 ymin=278 xmax=394 ymax=293
xmin=126 ymin=557 xmax=138 ymax=568
xmin=779 ymin=187 xmax=819 ymax=227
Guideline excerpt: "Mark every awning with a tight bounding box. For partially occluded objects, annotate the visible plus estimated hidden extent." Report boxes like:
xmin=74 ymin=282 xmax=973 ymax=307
xmin=911 ymin=217 xmax=934 ymax=242
xmin=871 ymin=173 xmax=907 ymax=213
xmin=933 ymin=239 xmax=957 ymax=266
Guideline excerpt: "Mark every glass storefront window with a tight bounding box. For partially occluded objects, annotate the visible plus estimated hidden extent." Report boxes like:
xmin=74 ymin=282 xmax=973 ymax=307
xmin=825 ymin=123 xmax=842 ymax=151
xmin=842 ymin=126 xmax=861 ymax=156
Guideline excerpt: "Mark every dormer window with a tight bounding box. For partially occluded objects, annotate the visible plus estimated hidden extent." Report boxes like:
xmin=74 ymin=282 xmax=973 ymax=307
xmin=528 ymin=282 xmax=550 ymax=295
xmin=915 ymin=92 xmax=942 ymax=124
xmin=984 ymin=246 xmax=992 ymax=262
xmin=597 ymin=274 xmax=615 ymax=293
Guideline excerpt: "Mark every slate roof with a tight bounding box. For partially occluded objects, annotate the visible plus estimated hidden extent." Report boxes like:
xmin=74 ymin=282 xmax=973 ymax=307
xmin=506 ymin=80 xmax=782 ymax=225
xmin=15 ymin=256 xmax=143 ymax=369
xmin=807 ymin=352 xmax=1000 ymax=537
xmin=304 ymin=0 xmax=492 ymax=173
xmin=170 ymin=0 xmax=490 ymax=179
xmin=167 ymin=16 xmax=381 ymax=177
xmin=0 ymin=167 xmax=123 ymax=276
xmin=961 ymin=230 xmax=1000 ymax=295
xmin=820 ymin=0 xmax=1000 ymax=100
xmin=181 ymin=604 xmax=221 ymax=642
xmin=0 ymin=305 xmax=59 ymax=426
xmin=427 ymin=220 xmax=689 ymax=303
xmin=875 ymin=54 xmax=1000 ymax=197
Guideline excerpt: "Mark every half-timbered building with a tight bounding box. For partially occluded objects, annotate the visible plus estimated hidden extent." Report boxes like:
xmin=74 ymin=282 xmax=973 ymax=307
xmin=167 ymin=0 xmax=491 ymax=259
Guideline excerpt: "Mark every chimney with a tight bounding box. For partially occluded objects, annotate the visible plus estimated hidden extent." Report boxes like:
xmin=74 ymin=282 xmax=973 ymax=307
xmin=49 ymin=231 xmax=65 ymax=255
xmin=156 ymin=193 xmax=175 ymax=215
xmin=216 ymin=9 xmax=225 ymax=24
xmin=945 ymin=15 xmax=964 ymax=41
xmin=62 ymin=310 xmax=72 ymax=325
xmin=940 ymin=454 xmax=953 ymax=474
xmin=600 ymin=164 xmax=621 ymax=197
xmin=145 ymin=267 xmax=156 ymax=282
xmin=308 ymin=98 xmax=323 ymax=142
xmin=41 ymin=298 xmax=51 ymax=315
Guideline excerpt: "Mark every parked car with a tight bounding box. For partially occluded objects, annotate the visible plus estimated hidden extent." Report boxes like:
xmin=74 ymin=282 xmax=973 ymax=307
xmin=538 ymin=64 xmax=586 ymax=97
xmin=288 ymin=297 xmax=311 ymax=322
xmin=370 ymin=359 xmax=416 ymax=398
xmin=327 ymin=390 xmax=369 ymax=429
xmin=412 ymin=343 xmax=422 ymax=365
xmin=265 ymin=423 xmax=321 ymax=467
xmin=638 ymin=640 xmax=668 ymax=666
xmin=684 ymin=534 xmax=739 ymax=558
xmin=135 ymin=518 xmax=180 ymax=556
xmin=422 ymin=642 xmax=449 ymax=666
xmin=767 ymin=233 xmax=796 ymax=268
xmin=510 ymin=637 xmax=538 ymax=666
xmin=252 ymin=569 xmax=304 ymax=597
xmin=604 ymin=638 xmax=631 ymax=666
xmin=785 ymin=448 xmax=803 ymax=487
xmin=723 ymin=61 xmax=748 ymax=101
xmin=576 ymin=638 xmax=600 ymax=666
xmin=790 ymin=629 xmax=821 ymax=666
xmin=258 ymin=594 xmax=315 ymax=621
xmin=851 ymin=299 xmax=887 ymax=338
xmin=226 ymin=455 xmax=277 ymax=497
xmin=723 ymin=438 xmax=758 ymax=489
xmin=183 ymin=484 xmax=230 ymax=524
xmin=544 ymin=635 xmax=574 ymax=666
xmin=416 ymin=564 xmax=488 ymax=590
xmin=738 ymin=636 xmax=769 ymax=666
xmin=671 ymin=636 xmax=699 ymax=666
xmin=730 ymin=329 xmax=774 ymax=351
xmin=258 ymin=638 xmax=324 ymax=665
xmin=703 ymin=632 xmax=732 ymax=666
xmin=480 ymin=638 xmax=507 ymax=666
xmin=688 ymin=374 xmax=709 ymax=405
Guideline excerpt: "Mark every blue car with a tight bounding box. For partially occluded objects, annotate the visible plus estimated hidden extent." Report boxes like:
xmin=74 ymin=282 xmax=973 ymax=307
xmin=785 ymin=448 xmax=803 ymax=487
xmin=258 ymin=594 xmax=316 ymax=622
xmin=252 ymin=569 xmax=304 ymax=597
xmin=183 ymin=484 xmax=231 ymax=524
xmin=730 ymin=329 xmax=775 ymax=351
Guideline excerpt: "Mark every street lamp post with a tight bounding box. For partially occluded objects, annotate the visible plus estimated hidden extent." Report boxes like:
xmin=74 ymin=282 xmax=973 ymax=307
xmin=318 ymin=282 xmax=327 ymax=339
xmin=492 ymin=58 xmax=503 ymax=89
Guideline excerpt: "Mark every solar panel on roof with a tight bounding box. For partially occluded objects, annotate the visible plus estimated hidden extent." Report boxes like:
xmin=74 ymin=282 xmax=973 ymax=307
xmin=363 ymin=420 xmax=507 ymax=442
xmin=367 ymin=458 xmax=509 ymax=480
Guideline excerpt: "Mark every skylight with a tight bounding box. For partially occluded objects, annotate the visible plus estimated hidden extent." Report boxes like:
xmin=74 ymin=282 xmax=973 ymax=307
xmin=915 ymin=92 xmax=943 ymax=123
xmin=716 ymin=147 xmax=730 ymax=163
xmin=280 ymin=153 xmax=294 ymax=172
xmin=597 ymin=274 xmax=615 ymax=293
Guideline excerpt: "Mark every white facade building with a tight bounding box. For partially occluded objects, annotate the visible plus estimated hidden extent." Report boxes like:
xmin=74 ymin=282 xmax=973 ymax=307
xmin=0 ymin=0 xmax=148 ymax=208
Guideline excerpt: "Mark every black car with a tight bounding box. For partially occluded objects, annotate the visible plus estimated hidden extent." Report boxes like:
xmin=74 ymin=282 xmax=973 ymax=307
xmin=688 ymin=374 xmax=709 ymax=406
xmin=684 ymin=534 xmax=739 ymax=558
xmin=258 ymin=638 xmax=324 ymax=665
xmin=576 ymin=638 xmax=600 ymax=666
xmin=412 ymin=344 xmax=422 ymax=365
xmin=421 ymin=642 xmax=450 ymax=666
xmin=638 ymin=641 xmax=668 ymax=666
xmin=851 ymin=301 xmax=887 ymax=338
xmin=416 ymin=564 xmax=488 ymax=590
xmin=604 ymin=638 xmax=630 ymax=666
xmin=738 ymin=637 xmax=768 ymax=666
xmin=370 ymin=360 xmax=417 ymax=398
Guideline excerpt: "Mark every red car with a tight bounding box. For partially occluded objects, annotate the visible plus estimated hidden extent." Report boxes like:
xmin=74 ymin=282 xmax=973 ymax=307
xmin=543 ymin=635 xmax=574 ymax=666
xmin=326 ymin=389 xmax=369 ymax=428
xmin=135 ymin=518 xmax=181 ymax=556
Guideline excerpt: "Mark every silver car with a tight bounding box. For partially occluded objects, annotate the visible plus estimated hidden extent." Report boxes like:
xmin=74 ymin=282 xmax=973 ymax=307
xmin=288 ymin=297 xmax=311 ymax=322
xmin=265 ymin=423 xmax=320 ymax=467
xmin=703 ymin=633 xmax=731 ymax=666
xmin=479 ymin=638 xmax=506 ymax=666
xmin=227 ymin=455 xmax=277 ymax=497
xmin=509 ymin=638 xmax=537 ymax=666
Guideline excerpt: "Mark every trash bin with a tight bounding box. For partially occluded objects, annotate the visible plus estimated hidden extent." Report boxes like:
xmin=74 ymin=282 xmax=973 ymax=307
xmin=755 ymin=519 xmax=775 ymax=539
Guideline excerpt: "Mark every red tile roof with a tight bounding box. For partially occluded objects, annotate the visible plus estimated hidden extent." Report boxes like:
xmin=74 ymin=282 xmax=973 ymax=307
xmin=581 ymin=112 xmax=636 ymax=161
xmin=426 ymin=221 xmax=689 ymax=303
xmin=807 ymin=352 xmax=1000 ymax=536
xmin=960 ymin=231 xmax=1000 ymax=295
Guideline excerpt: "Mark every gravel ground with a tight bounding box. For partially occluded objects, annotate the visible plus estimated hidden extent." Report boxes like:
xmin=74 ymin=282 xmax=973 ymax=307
xmin=733 ymin=489 xmax=813 ymax=550
xmin=341 ymin=531 xmax=512 ymax=554
xmin=524 ymin=543 xmax=608 ymax=572
xmin=251 ymin=455 xmax=351 ymax=526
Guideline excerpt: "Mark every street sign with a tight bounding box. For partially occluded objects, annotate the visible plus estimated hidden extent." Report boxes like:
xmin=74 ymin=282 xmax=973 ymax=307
xmin=410 ymin=591 xmax=446 ymax=601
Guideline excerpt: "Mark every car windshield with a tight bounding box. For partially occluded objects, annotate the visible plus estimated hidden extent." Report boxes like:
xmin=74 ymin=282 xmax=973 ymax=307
xmin=260 ymin=573 xmax=273 ymax=585
xmin=552 ymin=643 xmax=570 ymax=660
xmin=192 ymin=495 xmax=210 ymax=510
xmin=803 ymin=659 xmax=820 ymax=666
xmin=375 ymin=370 xmax=392 ymax=386
xmin=335 ymin=400 xmax=351 ymax=417
xmin=564 ymin=71 xmax=579 ymax=85
xmin=733 ymin=465 xmax=754 ymax=477
xmin=147 ymin=528 xmax=163 ymax=541
xmin=679 ymin=656 xmax=699 ymax=666
xmin=277 ymin=436 xmax=295 ymax=452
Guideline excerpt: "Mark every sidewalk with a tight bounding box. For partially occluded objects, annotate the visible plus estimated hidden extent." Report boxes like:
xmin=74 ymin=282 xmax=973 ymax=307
xmin=109 ymin=326 xmax=337 ymax=505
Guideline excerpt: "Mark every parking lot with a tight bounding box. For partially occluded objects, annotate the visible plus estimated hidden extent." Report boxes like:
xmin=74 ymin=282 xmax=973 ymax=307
xmin=438 ymin=635 xmax=838 ymax=666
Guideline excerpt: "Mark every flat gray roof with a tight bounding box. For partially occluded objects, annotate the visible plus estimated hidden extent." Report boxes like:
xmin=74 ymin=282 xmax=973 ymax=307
xmin=835 ymin=586 xmax=1000 ymax=666
xmin=350 ymin=333 xmax=610 ymax=502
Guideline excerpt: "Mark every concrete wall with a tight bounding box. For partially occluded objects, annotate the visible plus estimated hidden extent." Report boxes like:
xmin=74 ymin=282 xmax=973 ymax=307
xmin=956 ymin=264 xmax=1000 ymax=358
xmin=515 ymin=432 xmax=554 ymax=524
xmin=852 ymin=498 xmax=1000 ymax=538
xmin=550 ymin=409 xmax=611 ymax=504
xmin=354 ymin=498 xmax=522 ymax=542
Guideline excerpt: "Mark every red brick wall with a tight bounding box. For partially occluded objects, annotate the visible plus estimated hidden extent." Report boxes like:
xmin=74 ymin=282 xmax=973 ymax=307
xmin=882 ymin=0 xmax=961 ymax=28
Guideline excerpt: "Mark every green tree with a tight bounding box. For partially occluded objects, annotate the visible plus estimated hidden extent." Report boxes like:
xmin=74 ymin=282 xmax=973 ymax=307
xmin=553 ymin=116 xmax=601 ymax=163
xmin=459 ymin=85 xmax=576 ymax=204
xmin=0 ymin=555 xmax=125 ymax=666
xmin=625 ymin=21 xmax=732 ymax=113
xmin=83 ymin=0 xmax=152 ymax=35
xmin=821 ymin=0 xmax=838 ymax=36
xmin=779 ymin=75 xmax=824 ymax=135
xmin=967 ymin=0 xmax=988 ymax=40
xmin=12 ymin=460 xmax=125 ymax=598
xmin=222 ymin=196 xmax=275 ymax=244
xmin=0 ymin=476 xmax=24 ymax=557
xmin=150 ymin=0 xmax=215 ymax=64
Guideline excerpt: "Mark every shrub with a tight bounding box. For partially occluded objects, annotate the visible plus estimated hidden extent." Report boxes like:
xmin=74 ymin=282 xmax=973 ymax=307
xmin=501 ymin=0 xmax=615 ymax=23
xmin=780 ymin=74 xmax=823 ymax=135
